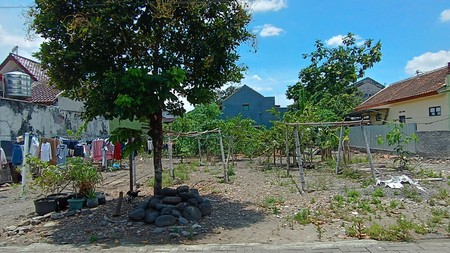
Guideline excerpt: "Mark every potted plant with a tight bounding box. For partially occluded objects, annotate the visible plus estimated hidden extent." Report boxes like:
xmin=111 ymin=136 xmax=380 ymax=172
xmin=86 ymin=189 xmax=99 ymax=208
xmin=28 ymin=156 xmax=69 ymax=215
xmin=66 ymin=157 xmax=102 ymax=210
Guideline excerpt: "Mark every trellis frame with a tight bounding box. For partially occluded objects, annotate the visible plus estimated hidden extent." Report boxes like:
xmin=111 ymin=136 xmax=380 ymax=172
xmin=285 ymin=120 xmax=373 ymax=193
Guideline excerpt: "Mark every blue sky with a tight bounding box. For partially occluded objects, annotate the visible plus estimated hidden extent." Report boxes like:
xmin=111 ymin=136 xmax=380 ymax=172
xmin=1 ymin=0 xmax=450 ymax=109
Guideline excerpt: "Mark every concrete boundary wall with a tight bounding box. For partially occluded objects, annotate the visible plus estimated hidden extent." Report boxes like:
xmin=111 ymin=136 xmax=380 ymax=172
xmin=0 ymin=98 xmax=109 ymax=141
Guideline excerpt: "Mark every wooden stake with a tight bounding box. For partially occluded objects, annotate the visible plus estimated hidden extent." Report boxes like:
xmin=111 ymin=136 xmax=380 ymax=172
xmin=361 ymin=125 xmax=376 ymax=181
xmin=113 ymin=191 xmax=124 ymax=217
xmin=285 ymin=125 xmax=290 ymax=176
xmin=336 ymin=126 xmax=344 ymax=175
xmin=218 ymin=130 xmax=228 ymax=183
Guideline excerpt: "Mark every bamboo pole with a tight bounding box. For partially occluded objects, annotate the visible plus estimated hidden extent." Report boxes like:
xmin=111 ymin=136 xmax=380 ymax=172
xmin=218 ymin=130 xmax=228 ymax=183
xmin=361 ymin=125 xmax=376 ymax=181
xmin=285 ymin=125 xmax=290 ymax=176
xmin=168 ymin=136 xmax=174 ymax=180
xmin=336 ymin=126 xmax=344 ymax=174
xmin=293 ymin=125 xmax=305 ymax=193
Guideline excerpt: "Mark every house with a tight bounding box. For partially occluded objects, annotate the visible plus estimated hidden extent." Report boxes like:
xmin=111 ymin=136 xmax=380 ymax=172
xmin=220 ymin=85 xmax=288 ymax=127
xmin=351 ymin=62 xmax=450 ymax=158
xmin=354 ymin=77 xmax=384 ymax=101
xmin=354 ymin=63 xmax=450 ymax=132
xmin=0 ymin=53 xmax=109 ymax=139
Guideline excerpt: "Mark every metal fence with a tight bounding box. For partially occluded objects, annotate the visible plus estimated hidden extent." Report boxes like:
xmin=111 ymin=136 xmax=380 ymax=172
xmin=349 ymin=123 xmax=417 ymax=153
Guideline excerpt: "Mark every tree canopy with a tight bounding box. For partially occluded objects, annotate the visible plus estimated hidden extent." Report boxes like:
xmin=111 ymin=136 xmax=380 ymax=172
xmin=29 ymin=0 xmax=253 ymax=194
xmin=286 ymin=33 xmax=382 ymax=119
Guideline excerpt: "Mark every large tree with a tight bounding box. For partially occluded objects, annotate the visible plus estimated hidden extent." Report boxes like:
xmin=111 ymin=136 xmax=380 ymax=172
xmin=29 ymin=0 xmax=253 ymax=194
xmin=286 ymin=33 xmax=382 ymax=119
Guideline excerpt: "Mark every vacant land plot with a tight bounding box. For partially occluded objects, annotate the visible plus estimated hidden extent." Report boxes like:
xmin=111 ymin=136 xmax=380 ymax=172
xmin=0 ymin=152 xmax=448 ymax=246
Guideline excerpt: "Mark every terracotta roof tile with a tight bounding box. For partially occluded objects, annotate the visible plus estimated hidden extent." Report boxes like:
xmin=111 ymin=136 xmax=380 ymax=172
xmin=356 ymin=65 xmax=448 ymax=111
xmin=27 ymin=82 xmax=61 ymax=105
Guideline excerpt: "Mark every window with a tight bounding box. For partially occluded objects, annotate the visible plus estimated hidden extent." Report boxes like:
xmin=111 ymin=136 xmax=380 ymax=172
xmin=399 ymin=115 xmax=406 ymax=123
xmin=376 ymin=113 xmax=382 ymax=121
xmin=429 ymin=106 xmax=441 ymax=116
xmin=242 ymin=104 xmax=249 ymax=111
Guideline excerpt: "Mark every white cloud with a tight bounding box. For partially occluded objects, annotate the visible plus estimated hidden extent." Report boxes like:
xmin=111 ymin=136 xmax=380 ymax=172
xmin=439 ymin=9 xmax=450 ymax=22
xmin=244 ymin=0 xmax=287 ymax=13
xmin=251 ymin=74 xmax=262 ymax=81
xmin=252 ymin=86 xmax=273 ymax=92
xmin=404 ymin=50 xmax=450 ymax=75
xmin=326 ymin=35 xmax=345 ymax=46
xmin=325 ymin=34 xmax=363 ymax=47
xmin=255 ymin=24 xmax=284 ymax=37
xmin=0 ymin=25 xmax=43 ymax=60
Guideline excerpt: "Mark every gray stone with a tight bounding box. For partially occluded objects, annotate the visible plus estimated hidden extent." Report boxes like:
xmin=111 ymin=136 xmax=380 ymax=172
xmin=182 ymin=206 xmax=202 ymax=222
xmin=43 ymin=221 xmax=57 ymax=228
xmin=193 ymin=194 xmax=204 ymax=204
xmin=30 ymin=219 xmax=41 ymax=225
xmin=128 ymin=208 xmax=145 ymax=221
xmin=176 ymin=202 xmax=189 ymax=211
xmin=171 ymin=209 xmax=182 ymax=218
xmin=152 ymin=227 xmax=166 ymax=234
xmin=160 ymin=187 xmax=178 ymax=196
xmin=4 ymin=226 xmax=17 ymax=232
xmin=151 ymin=195 xmax=165 ymax=200
xmin=181 ymin=230 xmax=191 ymax=237
xmin=187 ymin=198 xmax=199 ymax=206
xmin=179 ymin=192 xmax=194 ymax=201
xmin=32 ymin=216 xmax=46 ymax=221
xmin=81 ymin=209 xmax=92 ymax=215
xmin=162 ymin=196 xmax=182 ymax=205
xmin=149 ymin=198 xmax=162 ymax=209
xmin=199 ymin=200 xmax=212 ymax=216
xmin=170 ymin=232 xmax=181 ymax=238
xmin=18 ymin=220 xmax=30 ymax=227
xmin=144 ymin=210 xmax=160 ymax=224
xmin=43 ymin=213 xmax=52 ymax=218
xmin=161 ymin=206 xmax=175 ymax=215
xmin=17 ymin=225 xmax=32 ymax=233
xmin=65 ymin=210 xmax=76 ymax=217
xmin=155 ymin=203 xmax=174 ymax=210
xmin=134 ymin=200 xmax=150 ymax=210
xmin=178 ymin=217 xmax=189 ymax=225
xmin=155 ymin=215 xmax=177 ymax=227
xmin=189 ymin=189 xmax=199 ymax=195
xmin=51 ymin=212 xmax=65 ymax=220
xmin=176 ymin=185 xmax=190 ymax=193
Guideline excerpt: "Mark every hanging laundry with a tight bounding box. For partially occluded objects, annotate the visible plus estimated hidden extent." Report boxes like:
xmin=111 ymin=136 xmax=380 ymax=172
xmin=92 ymin=139 xmax=104 ymax=161
xmin=11 ymin=144 xmax=23 ymax=166
xmin=114 ymin=142 xmax=122 ymax=161
xmin=29 ymin=136 xmax=40 ymax=157
xmin=0 ymin=147 xmax=7 ymax=165
xmin=40 ymin=141 xmax=52 ymax=162
xmin=56 ymin=144 xmax=68 ymax=165
xmin=74 ymin=144 xmax=85 ymax=157
xmin=0 ymin=140 xmax=14 ymax=163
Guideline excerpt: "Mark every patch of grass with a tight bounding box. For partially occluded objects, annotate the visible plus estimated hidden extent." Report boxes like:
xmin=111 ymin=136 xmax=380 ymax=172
xmin=89 ymin=234 xmax=98 ymax=244
xmin=401 ymin=186 xmax=422 ymax=203
xmin=346 ymin=189 xmax=360 ymax=203
xmin=360 ymin=178 xmax=376 ymax=188
xmin=348 ymin=156 xmax=369 ymax=164
xmin=372 ymin=188 xmax=385 ymax=198
xmin=334 ymin=194 xmax=345 ymax=208
xmin=339 ymin=167 xmax=366 ymax=180
xmin=389 ymin=200 xmax=399 ymax=209
xmin=293 ymin=209 xmax=311 ymax=225
xmin=227 ymin=165 xmax=235 ymax=177
xmin=365 ymin=216 xmax=423 ymax=241
xmin=416 ymin=168 xmax=442 ymax=179
xmin=261 ymin=196 xmax=284 ymax=214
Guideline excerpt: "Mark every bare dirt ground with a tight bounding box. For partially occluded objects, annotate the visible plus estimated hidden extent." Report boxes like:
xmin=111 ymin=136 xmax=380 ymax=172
xmin=0 ymin=152 xmax=448 ymax=247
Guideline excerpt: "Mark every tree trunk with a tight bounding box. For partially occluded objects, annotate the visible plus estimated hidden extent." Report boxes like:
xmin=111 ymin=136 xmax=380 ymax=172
xmin=149 ymin=110 xmax=163 ymax=195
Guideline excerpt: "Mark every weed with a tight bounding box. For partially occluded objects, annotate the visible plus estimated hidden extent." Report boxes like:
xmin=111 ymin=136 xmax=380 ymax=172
xmin=310 ymin=197 xmax=316 ymax=204
xmin=334 ymin=194 xmax=345 ymax=208
xmin=434 ymin=188 xmax=449 ymax=200
xmin=346 ymin=217 xmax=365 ymax=239
xmin=357 ymin=199 xmax=374 ymax=214
xmin=360 ymin=178 xmax=375 ymax=188
xmin=416 ymin=168 xmax=441 ymax=179
xmin=314 ymin=221 xmax=325 ymax=241
xmin=210 ymin=188 xmax=221 ymax=194
xmin=339 ymin=167 xmax=364 ymax=180
xmin=372 ymin=188 xmax=385 ymax=198
xmin=346 ymin=189 xmax=360 ymax=203
xmin=227 ymin=165 xmax=235 ymax=176
xmin=89 ymin=234 xmax=98 ymax=243
xmin=389 ymin=200 xmax=399 ymax=209
xmin=401 ymin=186 xmax=422 ymax=203
xmin=294 ymin=209 xmax=311 ymax=225
xmin=261 ymin=196 xmax=284 ymax=214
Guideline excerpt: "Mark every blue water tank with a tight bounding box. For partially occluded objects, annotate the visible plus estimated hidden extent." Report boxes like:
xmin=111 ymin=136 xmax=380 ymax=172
xmin=4 ymin=71 xmax=31 ymax=98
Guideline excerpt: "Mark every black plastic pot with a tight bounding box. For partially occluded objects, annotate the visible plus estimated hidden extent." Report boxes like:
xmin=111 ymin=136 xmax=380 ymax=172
xmin=34 ymin=197 xmax=57 ymax=216
xmin=48 ymin=193 xmax=70 ymax=211
xmin=96 ymin=192 xmax=106 ymax=205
